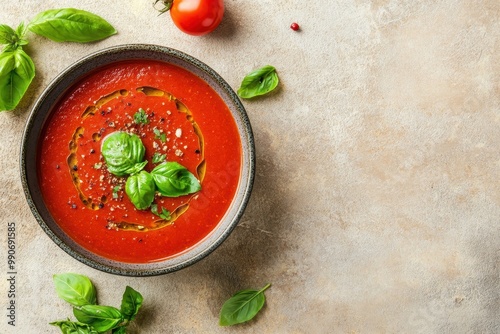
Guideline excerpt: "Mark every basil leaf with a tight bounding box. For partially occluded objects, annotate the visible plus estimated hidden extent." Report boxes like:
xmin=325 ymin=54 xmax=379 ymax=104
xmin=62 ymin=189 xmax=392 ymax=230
xmin=0 ymin=51 xmax=15 ymax=78
xmin=151 ymin=162 xmax=201 ymax=197
xmin=125 ymin=171 xmax=155 ymax=210
xmin=0 ymin=24 xmax=17 ymax=45
xmin=0 ymin=23 xmax=27 ymax=48
xmin=28 ymin=8 xmax=116 ymax=43
xmin=120 ymin=286 xmax=143 ymax=321
xmin=0 ymin=48 xmax=35 ymax=111
xmin=73 ymin=305 xmax=123 ymax=333
xmin=125 ymin=160 xmax=148 ymax=175
xmin=219 ymin=283 xmax=271 ymax=326
xmin=53 ymin=273 xmax=97 ymax=307
xmin=237 ymin=65 xmax=279 ymax=99
xmin=50 ymin=319 xmax=98 ymax=334
xmin=112 ymin=326 xmax=127 ymax=334
xmin=14 ymin=22 xmax=28 ymax=47
xmin=15 ymin=22 xmax=27 ymax=40
xmin=101 ymin=132 xmax=147 ymax=177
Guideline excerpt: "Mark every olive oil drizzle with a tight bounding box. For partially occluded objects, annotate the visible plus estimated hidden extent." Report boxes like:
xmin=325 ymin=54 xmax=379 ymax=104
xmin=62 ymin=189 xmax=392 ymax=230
xmin=67 ymin=87 xmax=205 ymax=232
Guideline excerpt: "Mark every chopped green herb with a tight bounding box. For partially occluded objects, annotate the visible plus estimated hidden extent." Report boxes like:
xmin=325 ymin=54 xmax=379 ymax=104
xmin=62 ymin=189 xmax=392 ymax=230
xmin=152 ymin=152 xmax=166 ymax=164
xmin=153 ymin=127 xmax=166 ymax=142
xmin=151 ymin=204 xmax=171 ymax=220
xmin=112 ymin=185 xmax=121 ymax=199
xmin=93 ymin=162 xmax=102 ymax=169
xmin=133 ymin=108 xmax=149 ymax=124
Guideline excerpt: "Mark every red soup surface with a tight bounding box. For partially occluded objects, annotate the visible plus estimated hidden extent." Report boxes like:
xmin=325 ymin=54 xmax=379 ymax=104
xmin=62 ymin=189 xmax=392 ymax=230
xmin=39 ymin=60 xmax=242 ymax=263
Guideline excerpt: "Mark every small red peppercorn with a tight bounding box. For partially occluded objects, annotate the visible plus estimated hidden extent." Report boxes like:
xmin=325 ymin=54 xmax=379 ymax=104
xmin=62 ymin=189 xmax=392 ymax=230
xmin=290 ymin=22 xmax=300 ymax=31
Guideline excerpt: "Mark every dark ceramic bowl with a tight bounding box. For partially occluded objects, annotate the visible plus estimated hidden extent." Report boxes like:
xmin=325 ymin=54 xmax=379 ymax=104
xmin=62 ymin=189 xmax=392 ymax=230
xmin=20 ymin=44 xmax=254 ymax=276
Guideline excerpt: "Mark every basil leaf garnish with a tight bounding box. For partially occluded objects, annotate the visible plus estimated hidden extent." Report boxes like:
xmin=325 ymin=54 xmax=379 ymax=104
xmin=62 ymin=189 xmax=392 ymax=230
xmin=151 ymin=152 xmax=166 ymax=164
xmin=219 ymin=283 xmax=271 ymax=326
xmin=0 ymin=48 xmax=35 ymax=111
xmin=28 ymin=8 xmax=116 ymax=43
xmin=73 ymin=305 xmax=123 ymax=333
xmin=101 ymin=132 xmax=147 ymax=177
xmin=112 ymin=185 xmax=121 ymax=199
xmin=237 ymin=65 xmax=279 ymax=99
xmin=133 ymin=108 xmax=149 ymax=124
xmin=125 ymin=171 xmax=156 ymax=210
xmin=151 ymin=162 xmax=201 ymax=197
xmin=50 ymin=319 xmax=98 ymax=334
xmin=153 ymin=127 xmax=166 ymax=142
xmin=53 ymin=273 xmax=97 ymax=307
xmin=119 ymin=286 xmax=143 ymax=321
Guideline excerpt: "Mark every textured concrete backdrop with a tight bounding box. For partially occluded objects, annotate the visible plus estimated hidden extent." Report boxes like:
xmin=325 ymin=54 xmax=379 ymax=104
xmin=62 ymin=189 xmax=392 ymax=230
xmin=0 ymin=0 xmax=499 ymax=333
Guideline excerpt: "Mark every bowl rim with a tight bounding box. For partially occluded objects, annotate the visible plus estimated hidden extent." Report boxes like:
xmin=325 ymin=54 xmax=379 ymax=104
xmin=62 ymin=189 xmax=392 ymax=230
xmin=20 ymin=43 xmax=255 ymax=276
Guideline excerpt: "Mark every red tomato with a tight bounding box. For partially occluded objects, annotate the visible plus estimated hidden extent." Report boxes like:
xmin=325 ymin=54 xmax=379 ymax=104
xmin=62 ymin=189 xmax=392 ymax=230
xmin=170 ymin=0 xmax=225 ymax=36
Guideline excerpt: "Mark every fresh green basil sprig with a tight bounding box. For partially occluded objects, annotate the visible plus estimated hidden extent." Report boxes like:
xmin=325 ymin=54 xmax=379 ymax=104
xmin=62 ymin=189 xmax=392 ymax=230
xmin=237 ymin=65 xmax=279 ymax=99
xmin=0 ymin=8 xmax=116 ymax=112
xmin=101 ymin=130 xmax=201 ymax=211
xmin=219 ymin=283 xmax=271 ymax=326
xmin=50 ymin=273 xmax=143 ymax=334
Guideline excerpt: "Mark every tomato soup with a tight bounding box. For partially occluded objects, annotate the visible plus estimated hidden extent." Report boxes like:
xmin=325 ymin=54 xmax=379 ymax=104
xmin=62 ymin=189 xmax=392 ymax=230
xmin=39 ymin=60 xmax=241 ymax=263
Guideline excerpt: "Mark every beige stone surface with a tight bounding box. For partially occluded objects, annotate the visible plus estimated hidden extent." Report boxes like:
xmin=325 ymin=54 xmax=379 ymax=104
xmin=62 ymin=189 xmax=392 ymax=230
xmin=1 ymin=0 xmax=499 ymax=333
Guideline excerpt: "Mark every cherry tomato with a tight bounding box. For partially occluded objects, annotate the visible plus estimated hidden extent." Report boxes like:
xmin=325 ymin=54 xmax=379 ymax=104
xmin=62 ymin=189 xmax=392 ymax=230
xmin=167 ymin=0 xmax=225 ymax=36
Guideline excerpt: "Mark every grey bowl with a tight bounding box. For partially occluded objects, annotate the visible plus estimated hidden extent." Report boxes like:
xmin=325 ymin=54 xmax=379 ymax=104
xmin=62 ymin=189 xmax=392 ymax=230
xmin=20 ymin=44 xmax=254 ymax=276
